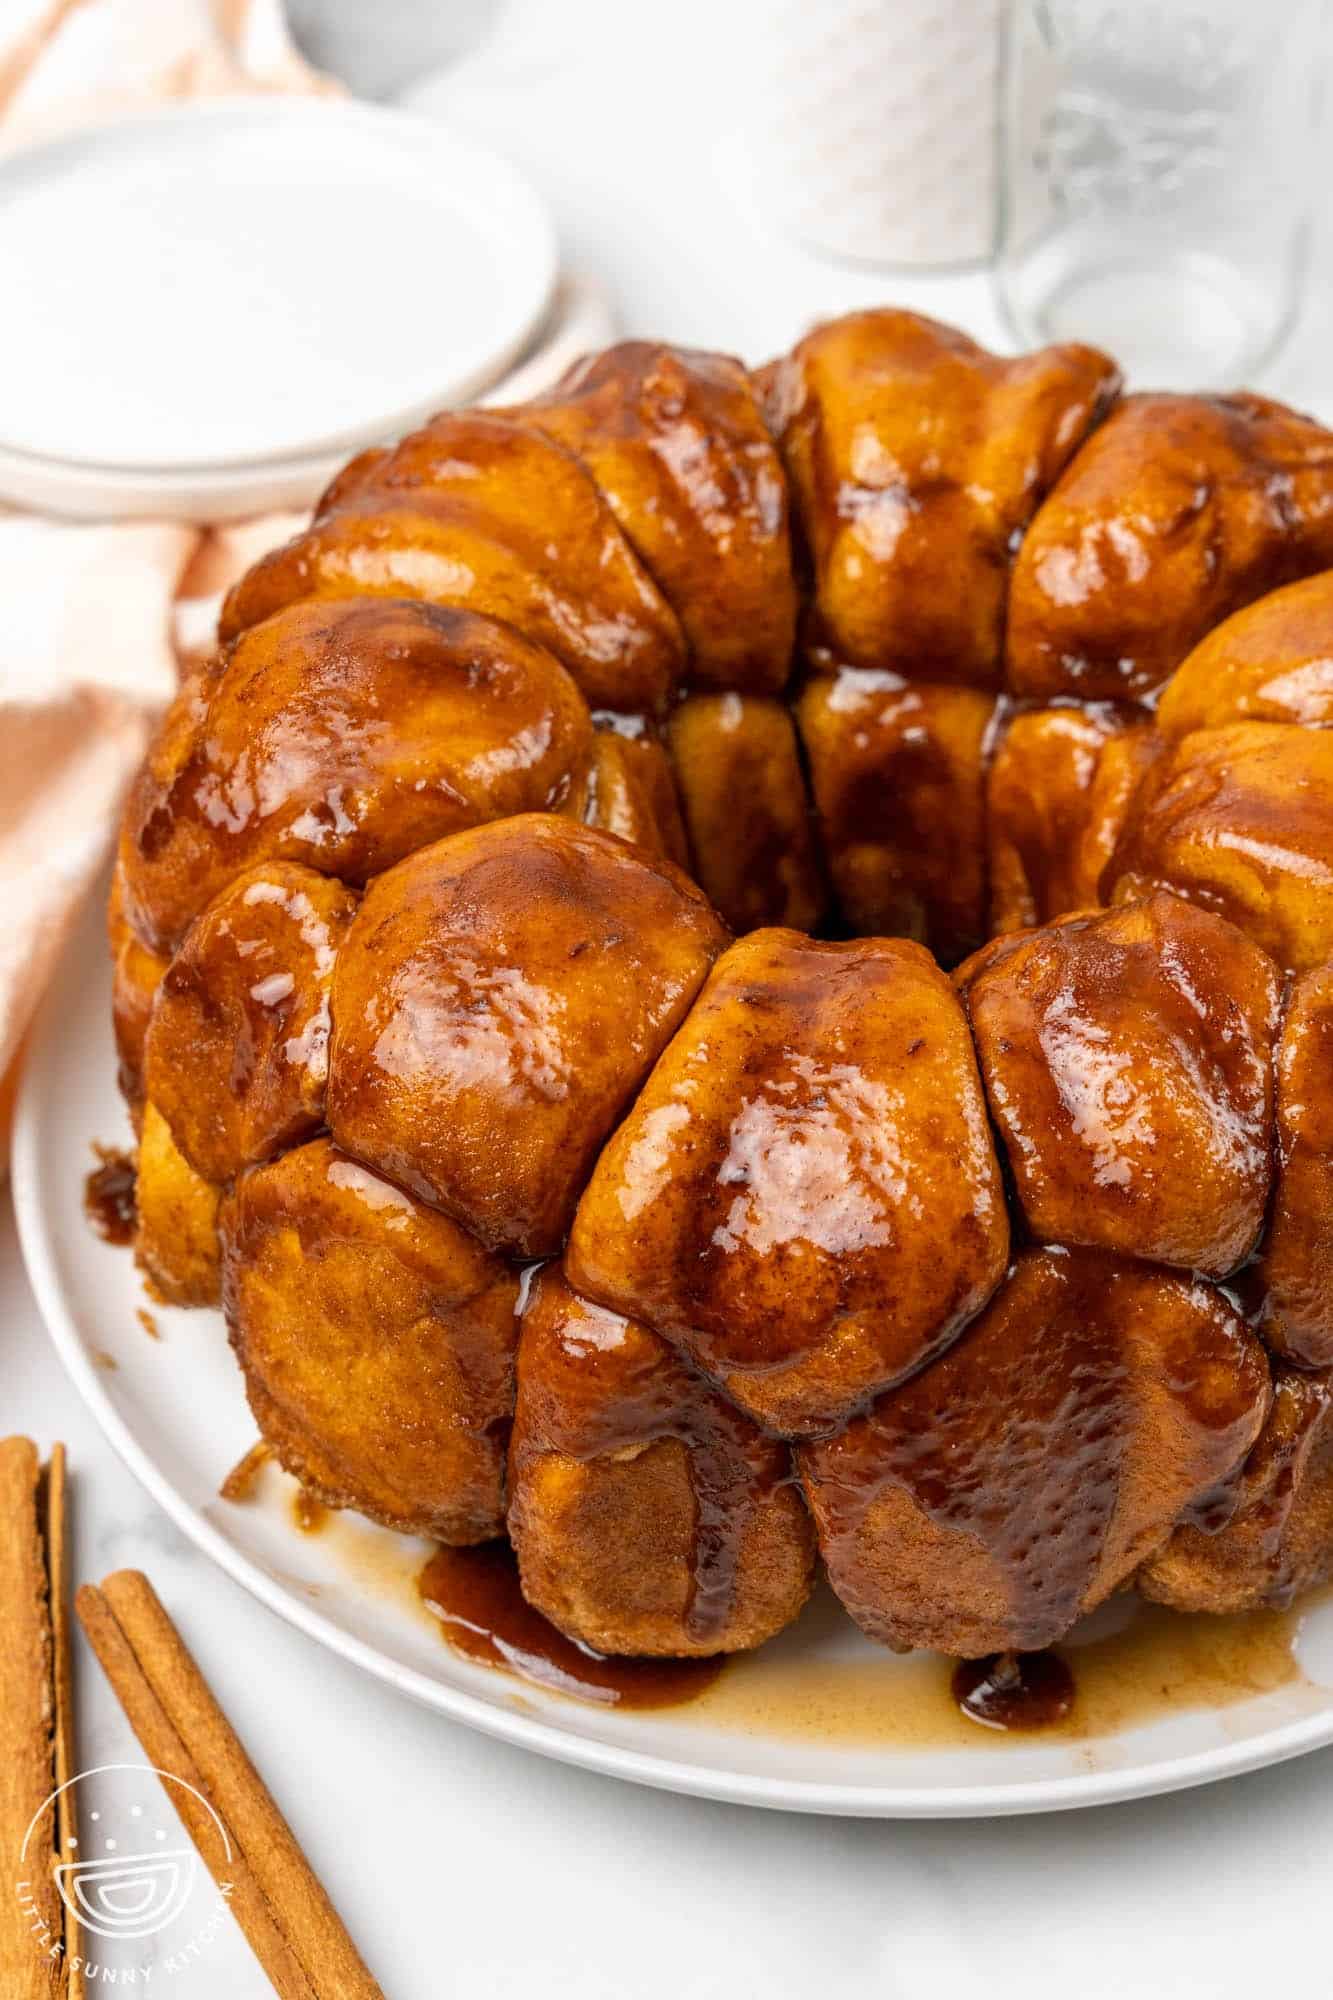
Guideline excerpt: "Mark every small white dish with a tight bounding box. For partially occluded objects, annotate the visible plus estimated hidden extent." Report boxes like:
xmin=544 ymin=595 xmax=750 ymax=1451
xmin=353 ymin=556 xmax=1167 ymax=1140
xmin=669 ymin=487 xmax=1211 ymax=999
xmin=14 ymin=891 xmax=1333 ymax=1818
xmin=0 ymin=98 xmax=557 ymax=481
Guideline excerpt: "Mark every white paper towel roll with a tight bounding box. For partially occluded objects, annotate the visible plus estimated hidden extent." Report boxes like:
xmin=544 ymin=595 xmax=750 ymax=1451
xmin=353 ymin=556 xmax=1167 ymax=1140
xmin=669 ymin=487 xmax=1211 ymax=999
xmin=747 ymin=0 xmax=1001 ymax=268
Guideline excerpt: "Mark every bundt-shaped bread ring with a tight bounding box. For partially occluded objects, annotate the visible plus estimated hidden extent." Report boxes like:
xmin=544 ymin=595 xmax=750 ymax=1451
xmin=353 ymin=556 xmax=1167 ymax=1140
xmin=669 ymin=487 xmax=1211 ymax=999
xmin=116 ymin=306 xmax=1333 ymax=1669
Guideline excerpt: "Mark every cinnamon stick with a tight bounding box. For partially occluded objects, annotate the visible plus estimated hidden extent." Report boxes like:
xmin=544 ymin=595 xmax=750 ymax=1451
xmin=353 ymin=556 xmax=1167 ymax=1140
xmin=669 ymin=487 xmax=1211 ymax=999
xmin=41 ymin=1448 xmax=81 ymax=2000
xmin=0 ymin=1437 xmax=63 ymax=1999
xmin=74 ymin=1584 xmax=316 ymax=2000
xmin=77 ymin=1574 xmax=383 ymax=2000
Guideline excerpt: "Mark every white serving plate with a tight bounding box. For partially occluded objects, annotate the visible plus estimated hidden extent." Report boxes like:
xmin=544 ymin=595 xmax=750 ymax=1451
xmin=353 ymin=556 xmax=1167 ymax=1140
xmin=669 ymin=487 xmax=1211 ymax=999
xmin=15 ymin=891 xmax=1333 ymax=1818
xmin=0 ymin=99 xmax=557 ymax=475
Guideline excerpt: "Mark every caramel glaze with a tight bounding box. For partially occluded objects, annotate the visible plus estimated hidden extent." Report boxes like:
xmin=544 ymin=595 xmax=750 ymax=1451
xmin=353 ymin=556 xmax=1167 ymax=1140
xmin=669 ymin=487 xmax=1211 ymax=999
xmin=692 ymin=1583 xmax=1313 ymax=1746
xmin=120 ymin=597 xmax=594 ymax=956
xmin=418 ymin=1543 xmax=723 ymax=1709
xmin=800 ymin=1245 xmax=1270 ymax=1658
xmin=952 ymin=1651 xmax=1076 ymax=1731
xmin=984 ymin=700 xmax=1156 ymax=935
xmin=1254 ymin=962 xmax=1333 ymax=1367
xmin=1140 ymin=1362 xmax=1333 ymax=1614
xmin=1008 ymin=391 xmax=1333 ymax=705
xmin=326 ymin=815 xmax=727 ymax=1260
xmin=796 ymin=669 xmax=996 ymax=964
xmin=291 ymin=1488 xmax=329 ymax=1536
xmin=511 ymin=1268 xmax=805 ymax=1648
xmin=84 ymin=1145 xmax=137 ymax=1245
xmin=219 ymin=411 xmax=686 ymax=716
xmin=961 ymin=892 xmax=1282 ymax=1278
xmin=1105 ymin=720 xmax=1333 ymax=976
xmin=1227 ymin=1372 xmax=1333 ymax=1606
xmin=759 ymin=308 xmax=1119 ymax=687
xmin=666 ymin=692 xmax=827 ymax=937
xmin=567 ymin=926 xmax=1009 ymax=1440
xmin=509 ymin=341 xmax=798 ymax=696
xmin=143 ymin=861 xmax=357 ymax=1187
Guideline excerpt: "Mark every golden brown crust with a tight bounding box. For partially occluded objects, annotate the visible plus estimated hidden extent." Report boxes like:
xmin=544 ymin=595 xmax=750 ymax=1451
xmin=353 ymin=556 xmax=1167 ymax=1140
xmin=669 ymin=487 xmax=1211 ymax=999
xmin=576 ymin=714 xmax=688 ymax=864
xmin=797 ymin=669 xmax=994 ymax=964
xmin=221 ymin=1139 xmax=517 ymax=1542
xmin=115 ymin=665 xmax=217 ymax=956
xmin=761 ymin=308 xmax=1118 ymax=685
xmin=964 ymin=894 xmax=1281 ymax=1277
xmin=985 ymin=702 xmax=1152 ymax=934
xmin=1157 ymin=570 xmax=1333 ymax=737
xmin=1139 ymin=1363 xmax=1333 ymax=1614
xmin=108 ymin=862 xmax=167 ymax=1119
xmin=511 ymin=342 xmax=797 ymax=694
xmin=508 ymin=1269 xmax=814 ymax=1655
xmin=219 ymin=412 xmax=685 ymax=713
xmin=135 ymin=1101 xmax=222 ymax=1308
xmin=568 ymin=927 xmax=1009 ymax=1437
xmin=105 ymin=310 xmax=1333 ymax=1660
xmin=144 ymin=862 xmax=357 ymax=1187
xmin=327 ymin=815 xmax=727 ymax=1258
xmin=1008 ymin=392 xmax=1333 ymax=703
xmin=802 ymin=1246 xmax=1270 ymax=1655
xmin=119 ymin=597 xmax=592 ymax=955
xmin=666 ymin=692 xmax=826 ymax=935
xmin=1105 ymin=720 xmax=1333 ymax=973
xmin=1253 ymin=962 xmax=1333 ymax=1367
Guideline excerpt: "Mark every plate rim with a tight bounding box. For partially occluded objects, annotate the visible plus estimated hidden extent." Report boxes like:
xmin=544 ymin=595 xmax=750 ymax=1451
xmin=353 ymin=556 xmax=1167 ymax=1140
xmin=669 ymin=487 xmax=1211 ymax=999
xmin=13 ymin=896 xmax=1333 ymax=1818
xmin=0 ymin=97 xmax=559 ymax=473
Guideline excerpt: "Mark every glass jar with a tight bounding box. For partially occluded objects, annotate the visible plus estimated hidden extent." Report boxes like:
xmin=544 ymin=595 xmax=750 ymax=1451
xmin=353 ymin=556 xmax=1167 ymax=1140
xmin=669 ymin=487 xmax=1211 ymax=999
xmin=995 ymin=0 xmax=1329 ymax=386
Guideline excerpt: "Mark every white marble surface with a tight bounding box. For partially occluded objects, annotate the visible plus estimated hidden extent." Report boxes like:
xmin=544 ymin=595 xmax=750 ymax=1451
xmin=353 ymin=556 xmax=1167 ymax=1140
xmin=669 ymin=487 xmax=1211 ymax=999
xmin=9 ymin=4 xmax=1333 ymax=1992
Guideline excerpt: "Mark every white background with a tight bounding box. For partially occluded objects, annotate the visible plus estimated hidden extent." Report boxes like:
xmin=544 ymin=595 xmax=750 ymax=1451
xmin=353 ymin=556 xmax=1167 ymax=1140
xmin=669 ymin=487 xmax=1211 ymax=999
xmin=8 ymin=3 xmax=1333 ymax=1993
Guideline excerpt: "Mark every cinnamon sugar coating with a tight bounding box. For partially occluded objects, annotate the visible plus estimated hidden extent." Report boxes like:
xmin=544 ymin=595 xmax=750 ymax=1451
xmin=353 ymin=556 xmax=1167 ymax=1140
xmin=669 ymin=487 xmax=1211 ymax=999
xmin=222 ymin=1138 xmax=516 ymax=1543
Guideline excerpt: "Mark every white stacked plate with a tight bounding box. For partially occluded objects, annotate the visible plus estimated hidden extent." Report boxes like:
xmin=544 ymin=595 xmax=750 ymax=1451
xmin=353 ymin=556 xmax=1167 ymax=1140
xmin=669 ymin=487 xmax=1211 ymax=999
xmin=0 ymin=98 xmax=571 ymax=518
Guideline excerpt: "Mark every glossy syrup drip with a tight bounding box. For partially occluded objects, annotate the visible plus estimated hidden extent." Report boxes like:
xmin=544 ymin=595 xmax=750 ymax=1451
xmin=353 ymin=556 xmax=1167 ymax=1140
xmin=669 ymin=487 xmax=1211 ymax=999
xmin=1235 ymin=1367 xmax=1333 ymax=1603
xmin=84 ymin=1145 xmax=138 ymax=1245
xmin=952 ymin=1651 xmax=1076 ymax=1731
xmin=291 ymin=1488 xmax=329 ymax=1536
xmin=417 ymin=1544 xmax=723 ymax=1709
xmin=219 ymin=1440 xmax=271 ymax=1503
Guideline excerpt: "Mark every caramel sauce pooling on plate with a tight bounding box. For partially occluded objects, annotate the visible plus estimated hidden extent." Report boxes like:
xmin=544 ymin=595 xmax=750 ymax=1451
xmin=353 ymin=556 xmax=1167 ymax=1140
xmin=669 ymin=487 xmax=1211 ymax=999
xmin=418 ymin=1543 xmax=723 ymax=1709
xmin=84 ymin=1144 xmax=138 ymax=1245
